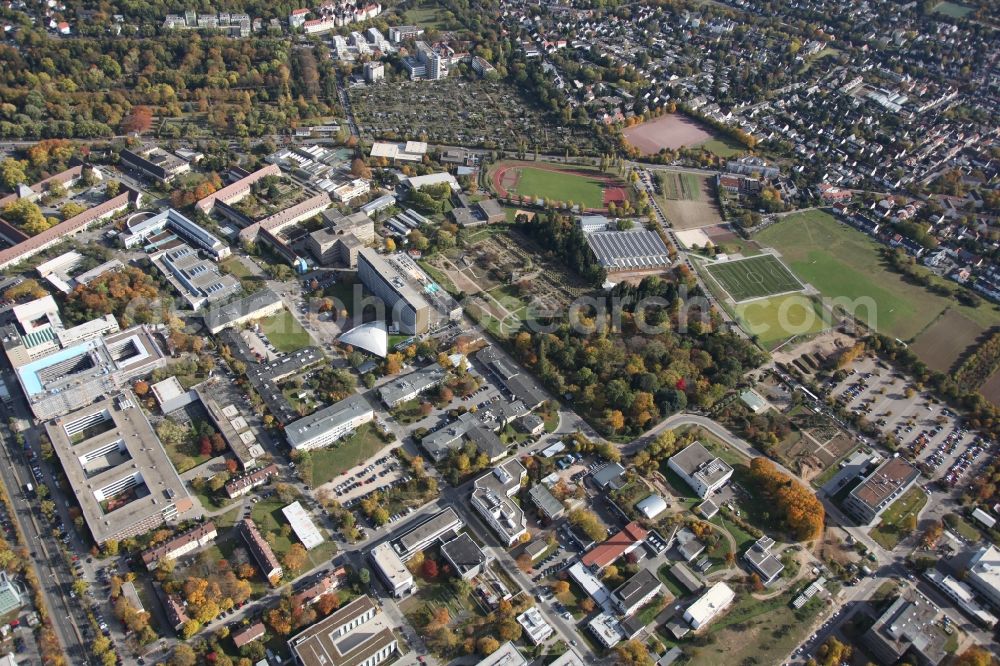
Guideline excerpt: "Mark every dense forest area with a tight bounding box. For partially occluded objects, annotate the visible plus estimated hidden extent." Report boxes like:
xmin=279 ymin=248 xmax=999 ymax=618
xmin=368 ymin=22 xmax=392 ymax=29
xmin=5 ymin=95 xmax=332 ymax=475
xmin=509 ymin=273 xmax=766 ymax=438
xmin=0 ymin=32 xmax=339 ymax=138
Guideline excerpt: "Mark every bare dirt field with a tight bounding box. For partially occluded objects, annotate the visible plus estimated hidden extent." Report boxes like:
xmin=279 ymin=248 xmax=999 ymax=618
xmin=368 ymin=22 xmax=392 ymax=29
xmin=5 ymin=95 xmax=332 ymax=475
xmin=979 ymin=368 xmax=1000 ymax=407
xmin=771 ymin=330 xmax=855 ymax=366
xmin=704 ymin=225 xmax=739 ymax=244
xmin=659 ymin=174 xmax=724 ymax=230
xmin=910 ymin=309 xmax=984 ymax=373
xmin=675 ymin=228 xmax=713 ymax=249
xmin=818 ymin=526 xmax=861 ymax=567
xmin=623 ymin=114 xmax=714 ymax=153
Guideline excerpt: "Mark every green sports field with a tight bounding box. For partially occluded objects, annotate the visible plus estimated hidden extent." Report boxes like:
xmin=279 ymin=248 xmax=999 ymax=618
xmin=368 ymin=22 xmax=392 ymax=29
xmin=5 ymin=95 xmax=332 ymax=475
xmin=734 ymin=294 xmax=828 ymax=348
xmin=706 ymin=254 xmax=803 ymax=302
xmin=496 ymin=165 xmax=609 ymax=209
xmin=755 ymin=210 xmax=1000 ymax=340
xmin=757 ymin=210 xmax=929 ymax=338
xmin=697 ymin=137 xmax=745 ymax=158
xmin=932 ymin=2 xmax=972 ymax=18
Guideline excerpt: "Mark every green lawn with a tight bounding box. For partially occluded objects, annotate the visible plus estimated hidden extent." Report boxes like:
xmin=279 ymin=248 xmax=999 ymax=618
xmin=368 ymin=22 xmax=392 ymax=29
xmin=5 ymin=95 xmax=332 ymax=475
xmin=696 ymin=136 xmax=745 ymax=158
xmin=220 ymin=257 xmax=253 ymax=279
xmin=756 ymin=210 xmax=1000 ymax=341
xmin=945 ymin=513 xmax=981 ymax=542
xmin=932 ymin=1 xmax=972 ymax=18
xmin=259 ymin=309 xmax=312 ymax=352
xmin=539 ymin=402 xmax=560 ymax=433
xmin=416 ymin=261 xmax=460 ymax=297
xmin=250 ymin=498 xmax=338 ymax=572
xmin=388 ymin=334 xmax=411 ymax=349
xmin=190 ymin=482 xmax=235 ymax=511
xmin=391 ymin=399 xmax=427 ymax=425
xmin=282 ymin=387 xmax=320 ymax=416
xmin=734 ymin=293 xmax=829 ymax=348
xmin=679 ymin=173 xmax=702 ymax=200
xmin=309 ymin=423 xmax=391 ymax=487
xmin=504 ymin=165 xmax=608 ymax=209
xmin=405 ymin=4 xmax=452 ymax=29
xmin=163 ymin=437 xmax=211 ymax=474
xmin=712 ymin=513 xmax=757 ymax=551
xmin=872 ymin=581 xmax=900 ymax=604
xmin=870 ymin=487 xmax=928 ymax=550
xmin=399 ymin=576 xmax=477 ymax=619
xmin=214 ymin=504 xmax=244 ymax=530
xmin=635 ymin=596 xmax=666 ymax=626
xmin=325 ymin=281 xmax=360 ymax=317
xmin=697 ymin=429 xmax=751 ymax=467
xmin=674 ymin=592 xmax=824 ymax=666
xmin=706 ymin=254 xmax=804 ymax=301
xmin=556 ymin=579 xmax=589 ymax=618
xmin=656 ymin=565 xmax=688 ymax=599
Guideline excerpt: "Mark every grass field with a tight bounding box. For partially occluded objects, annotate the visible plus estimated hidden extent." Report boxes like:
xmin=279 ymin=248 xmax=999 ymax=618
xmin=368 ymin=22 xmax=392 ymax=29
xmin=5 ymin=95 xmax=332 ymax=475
xmin=698 ymin=137 xmax=745 ymax=158
xmin=220 ymin=257 xmax=253 ymax=279
xmin=870 ymin=487 xmax=928 ymax=549
xmin=755 ymin=211 xmax=1000 ymax=352
xmin=657 ymin=586 xmax=825 ymax=666
xmin=503 ymin=166 xmax=605 ymax=209
xmin=163 ymin=437 xmax=211 ymax=474
xmin=700 ymin=260 xmax=826 ymax=348
xmin=310 ymin=423 xmax=390 ymax=487
xmin=660 ymin=172 xmax=702 ymax=201
xmin=736 ymin=296 xmax=831 ymax=348
xmin=664 ymin=173 xmax=701 ymax=200
xmin=945 ymin=513 xmax=981 ymax=542
xmin=707 ymin=254 xmax=804 ymax=302
xmin=932 ymin=1 xmax=972 ymax=18
xmin=909 ymin=309 xmax=984 ymax=373
xmin=258 ymin=309 xmax=312 ymax=352
xmin=250 ymin=498 xmax=338 ymax=572
xmin=405 ymin=4 xmax=452 ymax=29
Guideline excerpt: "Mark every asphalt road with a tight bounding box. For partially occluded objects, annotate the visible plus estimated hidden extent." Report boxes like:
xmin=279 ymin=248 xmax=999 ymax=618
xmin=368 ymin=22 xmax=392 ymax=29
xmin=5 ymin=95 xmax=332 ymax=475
xmin=0 ymin=421 xmax=90 ymax=664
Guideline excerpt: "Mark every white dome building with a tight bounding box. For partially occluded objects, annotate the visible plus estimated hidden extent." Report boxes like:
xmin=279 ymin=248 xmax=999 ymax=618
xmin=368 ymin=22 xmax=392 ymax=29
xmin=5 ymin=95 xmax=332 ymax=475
xmin=339 ymin=321 xmax=388 ymax=358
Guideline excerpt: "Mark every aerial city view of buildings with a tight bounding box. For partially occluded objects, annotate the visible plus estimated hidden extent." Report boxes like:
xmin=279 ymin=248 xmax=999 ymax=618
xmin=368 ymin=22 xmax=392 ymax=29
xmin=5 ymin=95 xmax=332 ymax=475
xmin=0 ymin=1 xmax=996 ymax=666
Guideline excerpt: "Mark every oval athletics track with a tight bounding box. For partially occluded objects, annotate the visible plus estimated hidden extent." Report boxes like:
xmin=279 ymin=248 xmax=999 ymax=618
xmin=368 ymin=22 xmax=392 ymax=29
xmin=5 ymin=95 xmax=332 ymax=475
xmin=490 ymin=162 xmax=627 ymax=212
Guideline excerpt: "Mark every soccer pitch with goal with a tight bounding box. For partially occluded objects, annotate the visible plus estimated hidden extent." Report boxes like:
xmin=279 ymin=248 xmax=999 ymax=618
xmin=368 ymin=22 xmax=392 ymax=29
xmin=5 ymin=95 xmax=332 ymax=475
xmin=706 ymin=254 xmax=804 ymax=302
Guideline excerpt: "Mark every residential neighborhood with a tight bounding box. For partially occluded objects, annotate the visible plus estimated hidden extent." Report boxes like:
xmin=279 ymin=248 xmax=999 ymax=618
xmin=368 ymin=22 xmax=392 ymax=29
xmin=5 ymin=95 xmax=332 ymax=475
xmin=0 ymin=1 xmax=995 ymax=666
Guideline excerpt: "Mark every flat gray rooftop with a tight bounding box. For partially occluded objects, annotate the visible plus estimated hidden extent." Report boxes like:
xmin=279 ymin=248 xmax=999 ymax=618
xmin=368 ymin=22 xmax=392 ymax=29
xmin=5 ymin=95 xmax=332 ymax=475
xmin=586 ymin=230 xmax=671 ymax=270
xmin=45 ymin=393 xmax=193 ymax=544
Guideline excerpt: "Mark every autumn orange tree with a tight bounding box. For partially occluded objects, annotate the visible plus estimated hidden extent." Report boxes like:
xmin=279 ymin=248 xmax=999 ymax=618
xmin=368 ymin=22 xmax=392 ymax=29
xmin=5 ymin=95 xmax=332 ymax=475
xmin=954 ymin=646 xmax=998 ymax=666
xmin=26 ymin=139 xmax=77 ymax=170
xmin=169 ymin=173 xmax=223 ymax=209
xmin=122 ymin=106 xmax=154 ymax=134
xmin=64 ymin=266 xmax=162 ymax=325
xmin=749 ymin=457 xmax=824 ymax=541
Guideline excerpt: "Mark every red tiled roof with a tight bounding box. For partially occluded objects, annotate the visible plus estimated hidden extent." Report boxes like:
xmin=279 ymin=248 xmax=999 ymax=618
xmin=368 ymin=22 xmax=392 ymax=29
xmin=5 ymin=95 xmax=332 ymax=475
xmin=0 ymin=189 xmax=134 ymax=270
xmin=233 ymin=622 xmax=266 ymax=648
xmin=195 ymin=164 xmax=280 ymax=214
xmin=0 ymin=165 xmax=83 ymax=209
xmin=581 ymin=521 xmax=648 ymax=568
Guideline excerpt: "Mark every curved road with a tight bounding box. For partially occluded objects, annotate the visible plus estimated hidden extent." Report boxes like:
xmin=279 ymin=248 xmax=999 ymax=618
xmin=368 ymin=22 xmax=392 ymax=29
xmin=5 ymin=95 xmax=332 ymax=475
xmin=556 ymin=408 xmax=887 ymax=558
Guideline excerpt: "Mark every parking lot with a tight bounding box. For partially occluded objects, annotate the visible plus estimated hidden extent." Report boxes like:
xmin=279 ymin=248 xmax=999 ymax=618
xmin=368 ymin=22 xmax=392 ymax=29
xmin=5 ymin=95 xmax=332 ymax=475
xmin=240 ymin=328 xmax=282 ymax=362
xmin=826 ymin=356 xmax=985 ymax=486
xmin=530 ymin=531 xmax=580 ymax=586
xmin=320 ymin=447 xmax=407 ymax=507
